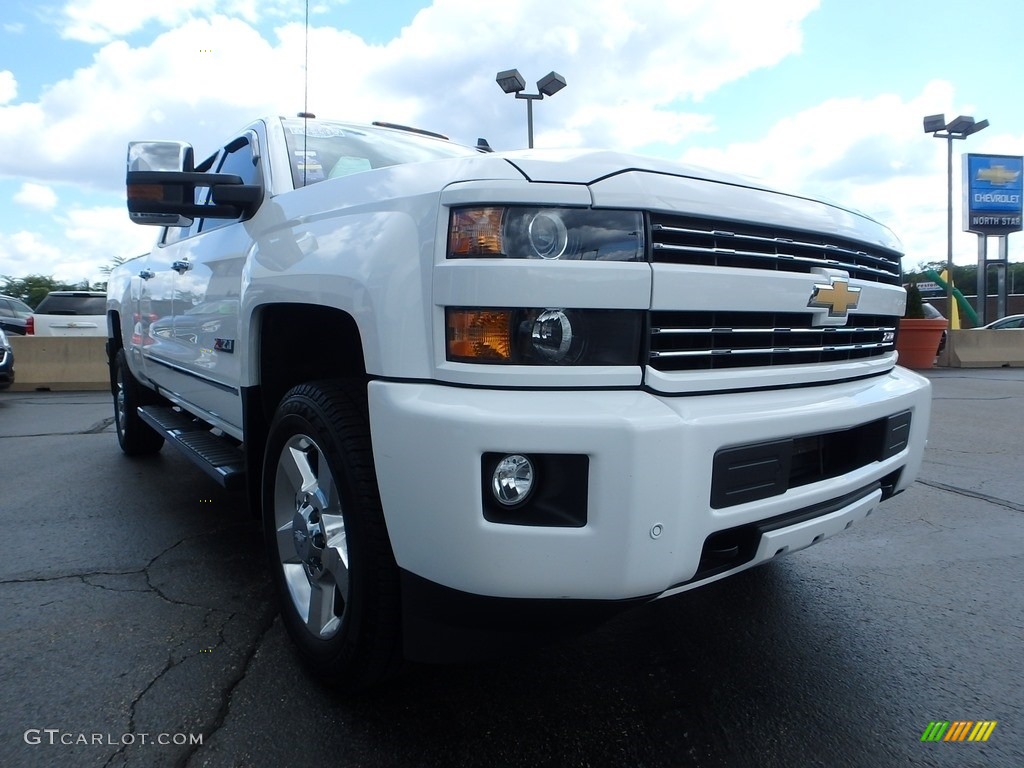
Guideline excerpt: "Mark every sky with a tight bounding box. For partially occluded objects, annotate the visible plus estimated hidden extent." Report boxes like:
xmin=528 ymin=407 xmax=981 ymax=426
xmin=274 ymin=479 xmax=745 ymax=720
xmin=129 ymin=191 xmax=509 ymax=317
xmin=1 ymin=0 xmax=1023 ymax=286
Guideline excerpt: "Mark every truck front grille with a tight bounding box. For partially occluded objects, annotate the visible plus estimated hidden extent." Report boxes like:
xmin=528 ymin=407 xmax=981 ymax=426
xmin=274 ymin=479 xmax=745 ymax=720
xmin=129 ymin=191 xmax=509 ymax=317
xmin=650 ymin=214 xmax=902 ymax=285
xmin=649 ymin=311 xmax=896 ymax=371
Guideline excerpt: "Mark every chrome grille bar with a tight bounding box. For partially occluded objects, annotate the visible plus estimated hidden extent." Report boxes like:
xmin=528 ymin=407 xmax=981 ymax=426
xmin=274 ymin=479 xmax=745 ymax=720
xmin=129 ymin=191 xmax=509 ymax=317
xmin=651 ymin=341 xmax=893 ymax=359
xmin=650 ymin=216 xmax=902 ymax=285
xmin=652 ymin=242 xmax=899 ymax=281
xmin=652 ymin=325 xmax=897 ymax=335
xmin=648 ymin=311 xmax=898 ymax=371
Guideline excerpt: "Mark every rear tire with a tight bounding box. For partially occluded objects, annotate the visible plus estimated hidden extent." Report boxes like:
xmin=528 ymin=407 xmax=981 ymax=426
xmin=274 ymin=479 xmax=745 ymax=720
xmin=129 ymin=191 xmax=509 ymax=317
xmin=113 ymin=349 xmax=164 ymax=456
xmin=262 ymin=380 xmax=402 ymax=690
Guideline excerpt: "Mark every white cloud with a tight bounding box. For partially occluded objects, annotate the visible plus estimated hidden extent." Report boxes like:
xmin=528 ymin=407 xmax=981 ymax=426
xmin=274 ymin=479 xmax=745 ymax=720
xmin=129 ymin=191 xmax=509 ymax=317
xmin=0 ymin=204 xmax=156 ymax=283
xmin=57 ymin=0 xmax=346 ymax=43
xmin=366 ymin=0 xmax=819 ymax=150
xmin=673 ymin=79 xmax=1024 ymax=269
xmin=0 ymin=71 xmax=15 ymax=104
xmin=57 ymin=205 xmax=159 ymax=275
xmin=0 ymin=230 xmax=65 ymax=280
xmin=1 ymin=0 xmax=827 ymax=282
xmin=0 ymin=0 xmax=824 ymax=190
xmin=13 ymin=183 xmax=58 ymax=211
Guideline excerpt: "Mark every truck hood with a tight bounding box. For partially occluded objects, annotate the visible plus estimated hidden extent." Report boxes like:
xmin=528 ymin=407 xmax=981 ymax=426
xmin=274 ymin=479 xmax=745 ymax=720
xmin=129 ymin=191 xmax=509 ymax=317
xmin=499 ymin=148 xmax=770 ymax=190
xmin=497 ymin=148 xmax=900 ymax=252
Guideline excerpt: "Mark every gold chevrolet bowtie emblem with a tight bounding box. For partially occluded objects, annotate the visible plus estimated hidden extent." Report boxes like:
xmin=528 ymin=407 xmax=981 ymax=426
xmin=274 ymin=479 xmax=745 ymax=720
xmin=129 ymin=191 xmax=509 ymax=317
xmin=977 ymin=165 xmax=1020 ymax=186
xmin=808 ymin=277 xmax=861 ymax=317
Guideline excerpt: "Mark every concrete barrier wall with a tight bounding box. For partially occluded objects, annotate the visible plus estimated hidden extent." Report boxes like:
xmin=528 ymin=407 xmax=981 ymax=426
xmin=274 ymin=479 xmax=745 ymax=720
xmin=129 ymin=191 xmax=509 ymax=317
xmin=942 ymin=330 xmax=1024 ymax=368
xmin=5 ymin=329 xmax=1023 ymax=389
xmin=8 ymin=336 xmax=110 ymax=391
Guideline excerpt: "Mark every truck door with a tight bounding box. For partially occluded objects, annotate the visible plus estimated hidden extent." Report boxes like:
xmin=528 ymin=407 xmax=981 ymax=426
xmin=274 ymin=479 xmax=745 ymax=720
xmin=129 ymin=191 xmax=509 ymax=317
xmin=163 ymin=132 xmax=263 ymax=432
xmin=138 ymin=223 xmax=191 ymax=385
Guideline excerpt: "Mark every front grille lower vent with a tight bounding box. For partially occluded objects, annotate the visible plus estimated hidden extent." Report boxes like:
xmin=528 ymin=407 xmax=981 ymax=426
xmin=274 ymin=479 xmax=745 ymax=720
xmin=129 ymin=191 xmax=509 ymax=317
xmin=649 ymin=311 xmax=896 ymax=371
xmin=650 ymin=215 xmax=902 ymax=285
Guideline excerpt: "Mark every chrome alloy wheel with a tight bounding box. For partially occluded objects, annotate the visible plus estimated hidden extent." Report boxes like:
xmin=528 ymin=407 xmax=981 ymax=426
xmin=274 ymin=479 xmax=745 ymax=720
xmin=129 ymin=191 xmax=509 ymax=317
xmin=273 ymin=434 xmax=350 ymax=639
xmin=115 ymin=367 xmax=127 ymax=434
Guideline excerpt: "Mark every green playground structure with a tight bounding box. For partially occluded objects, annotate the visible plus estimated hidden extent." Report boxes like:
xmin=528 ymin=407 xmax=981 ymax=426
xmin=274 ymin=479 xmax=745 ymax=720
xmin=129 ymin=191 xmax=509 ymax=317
xmin=923 ymin=268 xmax=978 ymax=326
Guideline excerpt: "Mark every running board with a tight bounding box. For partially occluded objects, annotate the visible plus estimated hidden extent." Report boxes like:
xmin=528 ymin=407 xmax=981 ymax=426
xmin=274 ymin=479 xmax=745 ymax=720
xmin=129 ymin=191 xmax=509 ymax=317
xmin=138 ymin=405 xmax=246 ymax=490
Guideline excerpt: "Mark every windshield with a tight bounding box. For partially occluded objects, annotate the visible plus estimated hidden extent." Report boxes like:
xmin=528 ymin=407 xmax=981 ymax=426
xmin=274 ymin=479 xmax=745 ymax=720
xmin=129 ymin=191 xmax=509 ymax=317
xmin=281 ymin=119 xmax=479 ymax=188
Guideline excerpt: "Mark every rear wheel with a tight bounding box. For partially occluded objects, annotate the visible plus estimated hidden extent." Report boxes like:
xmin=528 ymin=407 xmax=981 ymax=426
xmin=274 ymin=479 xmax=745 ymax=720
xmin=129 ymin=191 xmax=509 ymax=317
xmin=113 ymin=349 xmax=164 ymax=456
xmin=262 ymin=380 xmax=402 ymax=690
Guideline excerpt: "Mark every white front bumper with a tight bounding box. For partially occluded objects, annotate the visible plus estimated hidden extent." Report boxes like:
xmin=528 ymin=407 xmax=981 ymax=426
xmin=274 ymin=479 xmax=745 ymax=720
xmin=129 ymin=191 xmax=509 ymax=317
xmin=368 ymin=367 xmax=930 ymax=601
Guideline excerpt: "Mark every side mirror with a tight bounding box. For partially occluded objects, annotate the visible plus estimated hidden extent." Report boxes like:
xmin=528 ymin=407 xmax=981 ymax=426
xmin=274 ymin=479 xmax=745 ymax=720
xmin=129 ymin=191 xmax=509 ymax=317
xmin=126 ymin=140 xmax=260 ymax=226
xmin=128 ymin=140 xmax=195 ymax=173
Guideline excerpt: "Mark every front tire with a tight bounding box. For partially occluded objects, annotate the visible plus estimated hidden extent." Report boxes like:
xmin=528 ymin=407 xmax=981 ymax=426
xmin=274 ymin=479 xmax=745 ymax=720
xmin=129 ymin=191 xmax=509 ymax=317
xmin=262 ymin=380 xmax=402 ymax=690
xmin=113 ymin=349 xmax=164 ymax=456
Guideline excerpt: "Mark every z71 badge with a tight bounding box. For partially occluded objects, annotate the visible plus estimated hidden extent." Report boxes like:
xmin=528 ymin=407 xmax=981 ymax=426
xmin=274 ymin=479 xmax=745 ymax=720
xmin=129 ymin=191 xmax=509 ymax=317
xmin=213 ymin=338 xmax=235 ymax=353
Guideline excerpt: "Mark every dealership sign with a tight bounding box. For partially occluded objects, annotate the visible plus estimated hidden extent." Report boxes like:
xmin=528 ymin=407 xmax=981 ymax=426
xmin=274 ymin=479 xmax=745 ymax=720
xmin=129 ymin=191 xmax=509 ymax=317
xmin=963 ymin=154 xmax=1023 ymax=235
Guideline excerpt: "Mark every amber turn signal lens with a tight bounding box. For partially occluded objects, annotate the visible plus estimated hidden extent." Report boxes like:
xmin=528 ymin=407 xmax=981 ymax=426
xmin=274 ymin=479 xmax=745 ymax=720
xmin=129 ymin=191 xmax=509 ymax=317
xmin=126 ymin=184 xmax=166 ymax=201
xmin=448 ymin=207 xmax=504 ymax=256
xmin=446 ymin=309 xmax=514 ymax=361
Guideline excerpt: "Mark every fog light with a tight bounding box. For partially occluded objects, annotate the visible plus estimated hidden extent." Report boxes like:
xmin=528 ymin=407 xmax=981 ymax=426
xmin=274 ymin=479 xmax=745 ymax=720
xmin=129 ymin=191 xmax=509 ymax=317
xmin=492 ymin=454 xmax=535 ymax=506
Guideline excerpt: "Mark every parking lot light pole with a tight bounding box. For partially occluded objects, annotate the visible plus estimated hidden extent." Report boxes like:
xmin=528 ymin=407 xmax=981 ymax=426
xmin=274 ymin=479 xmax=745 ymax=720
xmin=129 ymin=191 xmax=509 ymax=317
xmin=496 ymin=69 xmax=567 ymax=149
xmin=922 ymin=113 xmax=989 ymax=328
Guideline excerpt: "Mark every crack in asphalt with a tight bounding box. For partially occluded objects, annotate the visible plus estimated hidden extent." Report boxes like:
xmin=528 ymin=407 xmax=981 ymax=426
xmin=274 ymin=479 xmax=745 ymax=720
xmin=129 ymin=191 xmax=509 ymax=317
xmin=0 ymin=415 xmax=116 ymax=438
xmin=180 ymin=613 xmax=278 ymax=768
xmin=916 ymin=479 xmax=1024 ymax=513
xmin=103 ymin=653 xmax=177 ymax=768
xmin=20 ymin=522 xmax=280 ymax=768
xmin=0 ymin=571 xmax=137 ymax=586
xmin=101 ymin=607 xmax=273 ymax=768
xmin=0 ymin=524 xmax=236 ymax=594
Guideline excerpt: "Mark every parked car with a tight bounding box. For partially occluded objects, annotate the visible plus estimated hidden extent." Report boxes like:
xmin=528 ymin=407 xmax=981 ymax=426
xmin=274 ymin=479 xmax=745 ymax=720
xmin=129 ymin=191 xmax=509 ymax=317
xmin=977 ymin=314 xmax=1024 ymax=330
xmin=0 ymin=294 xmax=34 ymax=335
xmin=27 ymin=291 xmax=107 ymax=336
xmin=921 ymin=301 xmax=947 ymax=353
xmin=0 ymin=327 xmax=14 ymax=390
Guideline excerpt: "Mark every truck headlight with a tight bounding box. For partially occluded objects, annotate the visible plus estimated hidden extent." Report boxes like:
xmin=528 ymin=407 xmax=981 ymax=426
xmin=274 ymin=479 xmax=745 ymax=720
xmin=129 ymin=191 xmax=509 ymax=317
xmin=448 ymin=206 xmax=644 ymax=261
xmin=446 ymin=307 xmax=643 ymax=365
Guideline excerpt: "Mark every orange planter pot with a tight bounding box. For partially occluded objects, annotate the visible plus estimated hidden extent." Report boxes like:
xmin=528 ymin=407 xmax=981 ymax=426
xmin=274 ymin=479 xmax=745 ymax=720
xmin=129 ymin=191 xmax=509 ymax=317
xmin=896 ymin=318 xmax=947 ymax=369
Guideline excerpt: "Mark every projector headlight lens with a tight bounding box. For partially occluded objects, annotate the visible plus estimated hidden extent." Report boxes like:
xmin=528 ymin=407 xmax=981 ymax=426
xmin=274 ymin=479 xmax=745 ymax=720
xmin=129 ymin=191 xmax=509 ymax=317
xmin=448 ymin=206 xmax=643 ymax=262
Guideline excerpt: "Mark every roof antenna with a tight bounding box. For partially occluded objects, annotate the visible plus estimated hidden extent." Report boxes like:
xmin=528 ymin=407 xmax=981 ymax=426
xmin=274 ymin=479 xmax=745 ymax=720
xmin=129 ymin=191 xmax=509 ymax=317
xmin=302 ymin=0 xmax=309 ymax=186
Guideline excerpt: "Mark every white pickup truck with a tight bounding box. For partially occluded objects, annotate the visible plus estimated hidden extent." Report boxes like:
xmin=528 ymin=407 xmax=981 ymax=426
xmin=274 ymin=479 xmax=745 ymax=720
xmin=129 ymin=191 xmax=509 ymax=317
xmin=107 ymin=116 xmax=931 ymax=689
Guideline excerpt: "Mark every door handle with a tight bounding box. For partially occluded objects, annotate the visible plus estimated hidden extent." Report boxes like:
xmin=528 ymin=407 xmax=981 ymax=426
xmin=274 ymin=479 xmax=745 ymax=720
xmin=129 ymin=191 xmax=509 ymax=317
xmin=171 ymin=260 xmax=193 ymax=275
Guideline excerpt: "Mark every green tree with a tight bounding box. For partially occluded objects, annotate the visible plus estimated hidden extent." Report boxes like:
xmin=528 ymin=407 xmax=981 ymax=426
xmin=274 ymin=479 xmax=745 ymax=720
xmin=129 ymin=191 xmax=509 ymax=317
xmin=99 ymin=255 xmax=128 ymax=277
xmin=91 ymin=255 xmax=131 ymax=292
xmin=0 ymin=274 xmax=81 ymax=308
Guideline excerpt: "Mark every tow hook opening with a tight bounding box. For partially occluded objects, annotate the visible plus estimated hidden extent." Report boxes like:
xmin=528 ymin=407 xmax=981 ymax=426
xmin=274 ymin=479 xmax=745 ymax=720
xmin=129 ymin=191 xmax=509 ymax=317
xmin=696 ymin=528 xmax=759 ymax=581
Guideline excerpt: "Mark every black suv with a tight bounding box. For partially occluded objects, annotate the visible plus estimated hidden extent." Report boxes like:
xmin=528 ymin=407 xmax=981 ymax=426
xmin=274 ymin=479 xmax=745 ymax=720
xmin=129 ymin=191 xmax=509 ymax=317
xmin=0 ymin=294 xmax=34 ymax=335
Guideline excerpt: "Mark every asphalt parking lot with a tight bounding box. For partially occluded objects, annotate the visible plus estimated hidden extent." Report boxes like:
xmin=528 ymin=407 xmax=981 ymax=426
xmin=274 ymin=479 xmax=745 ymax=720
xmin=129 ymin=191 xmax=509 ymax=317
xmin=1 ymin=368 xmax=1022 ymax=768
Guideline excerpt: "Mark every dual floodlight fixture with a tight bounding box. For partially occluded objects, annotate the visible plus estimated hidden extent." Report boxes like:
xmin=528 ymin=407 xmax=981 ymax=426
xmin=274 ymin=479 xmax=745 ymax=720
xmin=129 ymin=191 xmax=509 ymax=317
xmin=922 ymin=113 xmax=989 ymax=139
xmin=495 ymin=68 xmax=567 ymax=148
